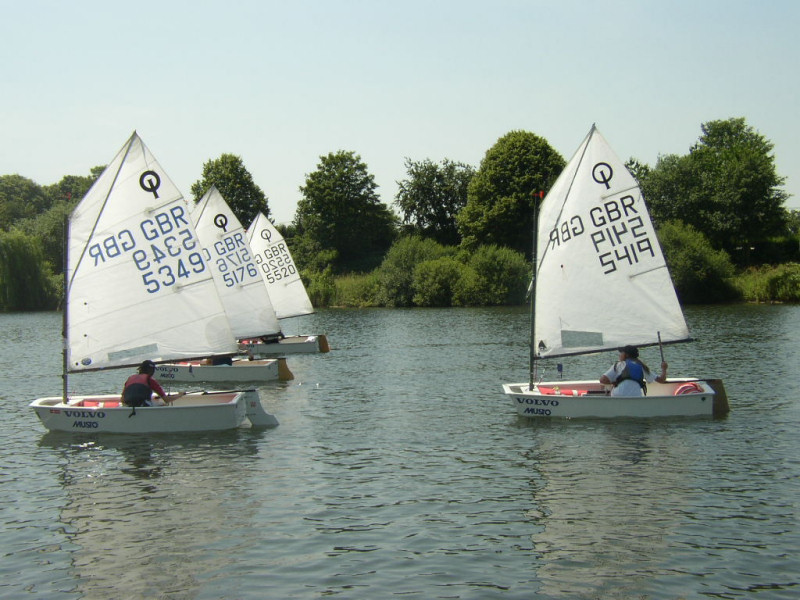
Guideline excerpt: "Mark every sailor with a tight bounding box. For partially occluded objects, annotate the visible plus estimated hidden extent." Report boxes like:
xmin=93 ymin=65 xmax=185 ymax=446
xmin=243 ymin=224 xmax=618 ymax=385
xmin=121 ymin=360 xmax=184 ymax=406
xmin=600 ymin=345 xmax=668 ymax=396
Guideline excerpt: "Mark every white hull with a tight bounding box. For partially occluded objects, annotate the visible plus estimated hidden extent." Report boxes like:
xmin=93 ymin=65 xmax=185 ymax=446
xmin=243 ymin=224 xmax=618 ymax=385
xmin=154 ymin=357 xmax=293 ymax=383
xmin=239 ymin=334 xmax=329 ymax=356
xmin=503 ymin=379 xmax=727 ymax=419
xmin=29 ymin=390 xmax=278 ymax=433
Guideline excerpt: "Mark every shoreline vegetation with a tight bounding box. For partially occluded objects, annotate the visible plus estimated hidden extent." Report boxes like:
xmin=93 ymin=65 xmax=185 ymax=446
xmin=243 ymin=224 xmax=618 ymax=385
xmin=299 ymin=235 xmax=800 ymax=309
xmin=2 ymin=118 xmax=799 ymax=312
xmin=318 ymin=264 xmax=800 ymax=309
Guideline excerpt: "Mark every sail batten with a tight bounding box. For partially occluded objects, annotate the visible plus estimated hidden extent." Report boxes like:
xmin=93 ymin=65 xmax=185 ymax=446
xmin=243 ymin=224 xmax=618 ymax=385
xmin=533 ymin=126 xmax=689 ymax=360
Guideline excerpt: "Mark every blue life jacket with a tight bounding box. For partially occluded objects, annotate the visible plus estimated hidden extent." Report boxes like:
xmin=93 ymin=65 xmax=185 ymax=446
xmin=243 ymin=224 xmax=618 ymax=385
xmin=615 ymin=359 xmax=647 ymax=393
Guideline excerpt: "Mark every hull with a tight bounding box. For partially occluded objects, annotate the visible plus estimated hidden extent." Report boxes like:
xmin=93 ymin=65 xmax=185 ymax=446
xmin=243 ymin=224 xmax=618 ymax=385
xmin=239 ymin=334 xmax=329 ymax=356
xmin=503 ymin=379 xmax=725 ymax=419
xmin=154 ymin=357 xmax=293 ymax=382
xmin=29 ymin=390 xmax=278 ymax=433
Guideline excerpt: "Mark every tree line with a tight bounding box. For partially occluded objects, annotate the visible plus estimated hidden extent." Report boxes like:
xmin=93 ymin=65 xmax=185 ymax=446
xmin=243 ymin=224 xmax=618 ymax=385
xmin=1 ymin=117 xmax=798 ymax=311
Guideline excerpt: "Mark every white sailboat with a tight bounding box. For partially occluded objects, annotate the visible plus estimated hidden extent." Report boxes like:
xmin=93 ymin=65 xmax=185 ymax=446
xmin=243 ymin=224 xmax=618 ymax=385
xmin=153 ymin=186 xmax=293 ymax=382
xmin=29 ymin=133 xmax=279 ymax=433
xmin=240 ymin=211 xmax=330 ymax=356
xmin=502 ymin=125 xmax=729 ymax=419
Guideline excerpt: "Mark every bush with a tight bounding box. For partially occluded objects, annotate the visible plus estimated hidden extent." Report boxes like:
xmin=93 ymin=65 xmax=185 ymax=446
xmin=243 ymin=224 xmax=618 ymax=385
xmin=334 ymin=272 xmax=382 ymax=307
xmin=377 ymin=236 xmax=453 ymax=306
xmin=304 ymin=267 xmax=336 ymax=308
xmin=412 ymin=257 xmax=464 ymax=306
xmin=461 ymin=244 xmax=529 ymax=305
xmin=733 ymin=263 xmax=800 ymax=302
xmin=657 ymin=220 xmax=739 ymax=303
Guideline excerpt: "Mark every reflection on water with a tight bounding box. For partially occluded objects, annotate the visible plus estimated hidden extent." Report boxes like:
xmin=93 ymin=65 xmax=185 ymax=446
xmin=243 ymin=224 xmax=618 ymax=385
xmin=33 ymin=431 xmax=263 ymax=599
xmin=1 ymin=306 xmax=799 ymax=599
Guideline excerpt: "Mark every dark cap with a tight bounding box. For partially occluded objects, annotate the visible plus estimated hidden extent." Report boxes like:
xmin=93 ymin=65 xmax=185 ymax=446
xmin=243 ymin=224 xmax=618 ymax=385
xmin=617 ymin=345 xmax=639 ymax=358
xmin=138 ymin=359 xmax=156 ymax=373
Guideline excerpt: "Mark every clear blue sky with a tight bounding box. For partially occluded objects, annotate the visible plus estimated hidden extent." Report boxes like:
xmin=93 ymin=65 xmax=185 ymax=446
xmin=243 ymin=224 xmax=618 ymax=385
xmin=2 ymin=0 xmax=798 ymax=225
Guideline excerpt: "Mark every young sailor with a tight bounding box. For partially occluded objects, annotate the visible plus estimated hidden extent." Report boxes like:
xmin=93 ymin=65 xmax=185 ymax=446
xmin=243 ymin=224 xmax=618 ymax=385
xmin=121 ymin=360 xmax=184 ymax=406
xmin=600 ymin=345 xmax=668 ymax=396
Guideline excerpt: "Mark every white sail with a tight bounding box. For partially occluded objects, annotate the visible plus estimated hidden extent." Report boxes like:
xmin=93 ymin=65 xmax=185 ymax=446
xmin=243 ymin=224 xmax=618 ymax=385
xmin=66 ymin=132 xmax=238 ymax=372
xmin=191 ymin=187 xmax=281 ymax=339
xmin=534 ymin=125 xmax=690 ymax=358
xmin=246 ymin=212 xmax=314 ymax=319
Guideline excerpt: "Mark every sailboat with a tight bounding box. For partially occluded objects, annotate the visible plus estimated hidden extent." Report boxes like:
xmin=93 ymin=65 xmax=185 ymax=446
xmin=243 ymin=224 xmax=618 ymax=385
xmin=240 ymin=212 xmax=330 ymax=356
xmin=29 ymin=133 xmax=279 ymax=433
xmin=153 ymin=186 xmax=293 ymax=383
xmin=502 ymin=125 xmax=729 ymax=419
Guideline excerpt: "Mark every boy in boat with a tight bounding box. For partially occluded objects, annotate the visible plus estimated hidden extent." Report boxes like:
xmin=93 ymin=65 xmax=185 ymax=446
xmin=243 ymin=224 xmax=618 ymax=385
xmin=121 ymin=360 xmax=184 ymax=406
xmin=600 ymin=345 xmax=668 ymax=396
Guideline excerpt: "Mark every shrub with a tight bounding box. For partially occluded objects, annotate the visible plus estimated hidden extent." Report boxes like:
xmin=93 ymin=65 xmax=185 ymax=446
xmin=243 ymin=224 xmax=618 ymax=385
xmin=657 ymin=221 xmax=739 ymax=303
xmin=733 ymin=263 xmax=800 ymax=302
xmin=377 ymin=236 xmax=453 ymax=306
xmin=412 ymin=257 xmax=464 ymax=306
xmin=463 ymin=244 xmax=529 ymax=305
xmin=334 ymin=272 xmax=382 ymax=307
xmin=304 ymin=267 xmax=336 ymax=307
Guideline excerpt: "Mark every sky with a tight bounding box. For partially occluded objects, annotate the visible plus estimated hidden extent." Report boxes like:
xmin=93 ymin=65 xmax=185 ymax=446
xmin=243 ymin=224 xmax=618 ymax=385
xmin=2 ymin=0 xmax=799 ymax=225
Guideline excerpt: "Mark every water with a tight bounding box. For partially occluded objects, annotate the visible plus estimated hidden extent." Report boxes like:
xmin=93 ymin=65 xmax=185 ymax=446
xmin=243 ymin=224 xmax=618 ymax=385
xmin=1 ymin=305 xmax=799 ymax=599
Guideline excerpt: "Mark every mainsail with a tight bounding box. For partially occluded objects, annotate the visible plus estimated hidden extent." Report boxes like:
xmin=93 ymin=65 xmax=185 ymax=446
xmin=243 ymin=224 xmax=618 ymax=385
xmin=66 ymin=133 xmax=238 ymax=372
xmin=246 ymin=212 xmax=314 ymax=320
xmin=191 ymin=187 xmax=281 ymax=339
xmin=533 ymin=125 xmax=690 ymax=359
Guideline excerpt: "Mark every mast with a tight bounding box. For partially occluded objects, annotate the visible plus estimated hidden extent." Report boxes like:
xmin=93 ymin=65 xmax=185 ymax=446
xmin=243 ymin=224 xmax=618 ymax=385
xmin=529 ymin=190 xmax=543 ymax=389
xmin=61 ymin=215 xmax=69 ymax=401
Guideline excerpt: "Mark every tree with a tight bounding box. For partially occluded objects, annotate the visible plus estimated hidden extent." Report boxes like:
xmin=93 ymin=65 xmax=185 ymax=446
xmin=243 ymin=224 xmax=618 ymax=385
xmin=641 ymin=118 xmax=788 ymax=264
xmin=0 ymin=229 xmax=58 ymax=311
xmin=190 ymin=154 xmax=270 ymax=226
xmin=395 ymin=158 xmax=474 ymax=245
xmin=457 ymin=130 xmax=565 ymax=257
xmin=657 ymin=220 xmax=738 ymax=303
xmin=294 ymin=150 xmax=396 ymax=273
xmin=4 ymin=170 xmax=98 ymax=281
xmin=0 ymin=175 xmax=47 ymax=230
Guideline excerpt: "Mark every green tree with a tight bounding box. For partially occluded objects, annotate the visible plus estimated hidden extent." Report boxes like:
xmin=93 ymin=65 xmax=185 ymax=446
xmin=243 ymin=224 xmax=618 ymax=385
xmin=641 ymin=118 xmax=788 ymax=263
xmin=395 ymin=158 xmax=474 ymax=245
xmin=0 ymin=229 xmax=58 ymax=311
xmin=294 ymin=150 xmax=396 ymax=273
xmin=457 ymin=130 xmax=565 ymax=257
xmin=191 ymin=154 xmax=270 ymax=226
xmin=21 ymin=172 xmax=99 ymax=274
xmin=657 ymin=220 xmax=738 ymax=303
xmin=0 ymin=175 xmax=48 ymax=230
xmin=785 ymin=209 xmax=800 ymax=236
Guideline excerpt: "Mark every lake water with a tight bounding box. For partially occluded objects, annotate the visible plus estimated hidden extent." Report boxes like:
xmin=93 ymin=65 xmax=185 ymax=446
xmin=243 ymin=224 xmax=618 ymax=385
xmin=1 ymin=305 xmax=799 ymax=599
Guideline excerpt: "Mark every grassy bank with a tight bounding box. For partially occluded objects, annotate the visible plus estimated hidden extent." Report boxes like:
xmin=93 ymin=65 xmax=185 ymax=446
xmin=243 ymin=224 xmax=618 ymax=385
xmin=731 ymin=262 xmax=800 ymax=303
